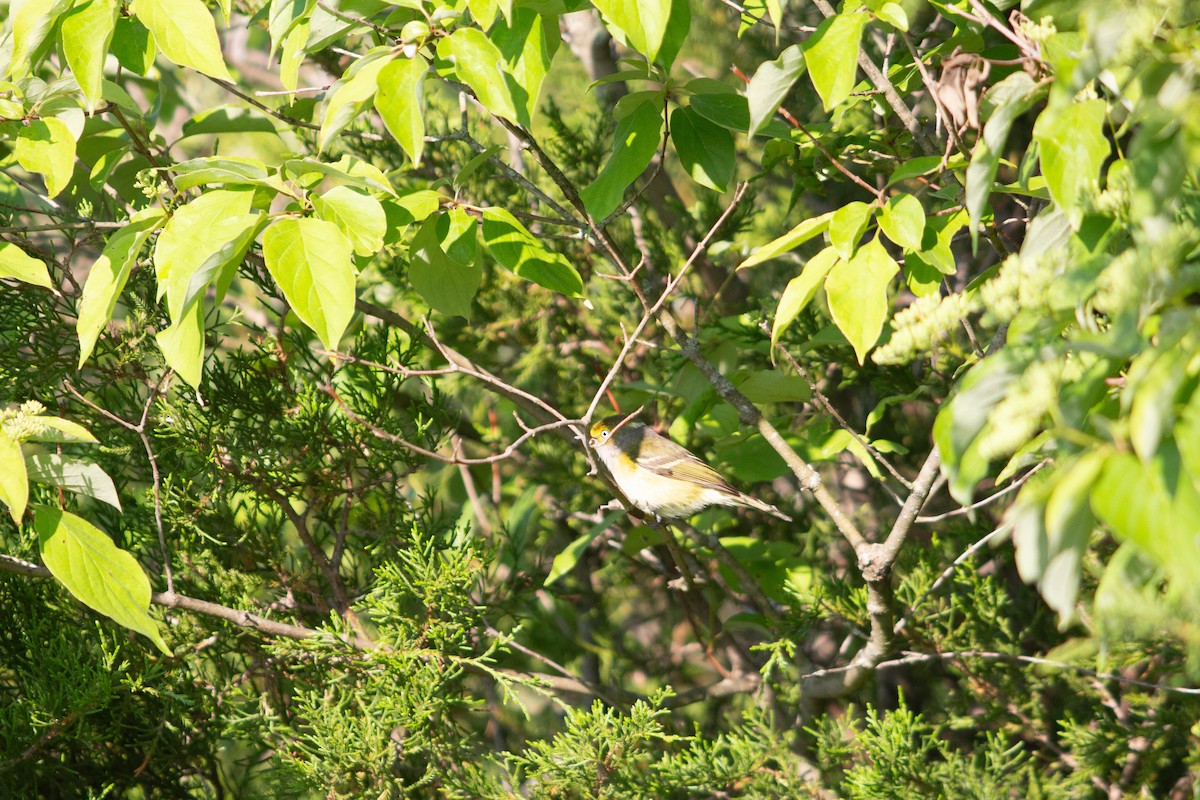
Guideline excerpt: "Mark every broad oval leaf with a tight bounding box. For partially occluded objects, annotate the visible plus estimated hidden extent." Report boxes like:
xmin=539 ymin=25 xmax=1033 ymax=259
xmin=824 ymin=237 xmax=898 ymax=364
xmin=15 ymin=117 xmax=77 ymax=198
xmin=155 ymin=301 xmax=206 ymax=388
xmin=481 ymin=207 xmax=583 ymax=297
xmin=35 ymin=507 xmax=172 ymax=655
xmin=77 ymin=210 xmax=167 ymax=367
xmin=134 ymin=0 xmax=234 ymax=82
xmin=0 ymin=430 xmax=28 ymax=524
xmin=154 ymin=188 xmax=262 ymax=319
xmin=878 ymin=194 xmax=926 ymax=252
xmin=579 ymin=100 xmax=663 ymax=220
xmin=409 ymin=214 xmax=482 ymax=319
xmin=1033 ymin=98 xmax=1111 ymax=223
xmin=747 ymin=43 xmax=806 ymax=136
xmin=262 ymin=217 xmax=357 ymax=349
xmin=320 ymin=47 xmax=393 ymax=150
xmin=803 ymin=10 xmax=868 ymax=112
xmin=313 ymin=186 xmax=387 ymax=258
xmin=670 ymin=105 xmax=734 ymax=192
xmin=437 ymin=28 xmax=521 ymax=124
xmin=375 ymin=57 xmax=428 ymax=167
xmin=0 ymin=243 xmax=54 ymax=290
xmin=828 ymin=201 xmax=874 ymax=260
xmin=772 ymin=246 xmax=839 ymax=345
xmin=738 ymin=211 xmax=832 ymax=270
xmin=61 ymin=0 xmax=119 ymax=110
xmin=26 ymin=454 xmax=122 ymax=511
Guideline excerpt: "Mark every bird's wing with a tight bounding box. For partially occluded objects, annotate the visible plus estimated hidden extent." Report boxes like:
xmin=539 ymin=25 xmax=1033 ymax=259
xmin=638 ymin=442 xmax=736 ymax=494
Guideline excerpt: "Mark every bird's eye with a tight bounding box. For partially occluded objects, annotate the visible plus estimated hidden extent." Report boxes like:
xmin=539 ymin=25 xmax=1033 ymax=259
xmin=600 ymin=430 xmax=609 ymax=438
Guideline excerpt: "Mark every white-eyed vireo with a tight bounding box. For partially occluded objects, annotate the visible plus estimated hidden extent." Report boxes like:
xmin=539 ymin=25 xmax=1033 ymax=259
xmin=588 ymin=412 xmax=792 ymax=522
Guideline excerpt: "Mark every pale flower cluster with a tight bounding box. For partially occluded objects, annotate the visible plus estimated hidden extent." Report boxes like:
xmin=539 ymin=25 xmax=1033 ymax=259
xmin=976 ymin=358 xmax=1064 ymax=462
xmin=873 ymin=291 xmax=978 ymax=365
xmin=0 ymin=400 xmax=48 ymax=442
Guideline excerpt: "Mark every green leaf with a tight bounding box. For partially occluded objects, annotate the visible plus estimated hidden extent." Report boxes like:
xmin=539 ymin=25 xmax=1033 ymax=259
xmin=886 ymin=155 xmax=945 ymax=187
xmin=268 ymin=0 xmax=316 ymax=60
xmin=1091 ymin=447 xmax=1200 ymax=586
xmin=772 ymin=246 xmax=839 ymax=346
xmin=492 ymin=9 xmax=560 ymax=122
xmin=579 ymin=100 xmax=663 ymax=219
xmin=828 ymin=201 xmax=873 ymax=260
xmin=738 ymin=211 xmax=832 ymax=269
xmin=262 ymin=217 xmax=357 ymax=349
xmin=0 ymin=243 xmax=54 ymax=290
xmin=154 ymin=188 xmax=261 ymax=320
xmin=592 ymin=0 xmax=671 ymax=65
xmin=736 ymin=370 xmax=812 ymax=403
xmin=180 ymin=106 xmax=279 ymax=138
xmin=1033 ymin=98 xmax=1110 ymax=223
xmin=170 ymin=156 xmax=271 ymax=190
xmin=1037 ymin=452 xmax=1103 ymax=622
xmin=437 ymin=28 xmax=521 ymax=124
xmin=872 ymin=0 xmax=908 ymax=30
xmin=155 ymin=300 xmax=206 ymax=387
xmin=932 ymin=351 xmax=1020 ymax=504
xmin=408 ymin=214 xmax=481 ymax=318
xmin=0 ymin=430 xmax=28 ymax=524
xmin=546 ymin=513 xmax=624 ymax=586
xmin=689 ymin=82 xmax=750 ymax=131
xmin=825 ymin=237 xmax=898 ymax=364
xmin=877 ymin=193 xmax=926 ymax=251
xmin=803 ymin=10 xmax=868 ymax=112
xmin=374 ymin=56 xmax=427 ymax=167
xmin=10 ymin=0 xmax=73 ymax=78
xmin=481 ymin=207 xmax=583 ymax=296
xmin=279 ymin=16 xmax=311 ymax=92
xmin=26 ymin=416 xmax=98 ymax=444
xmin=312 ymin=186 xmax=386 ymax=258
xmin=319 ymin=47 xmax=393 ymax=150
xmin=111 ymin=14 xmax=156 ymax=75
xmin=385 ymin=189 xmax=442 ymax=232
xmin=60 ymin=0 xmax=119 ymax=110
xmin=26 ymin=454 xmax=121 ymax=511
xmin=36 ymin=507 xmax=172 ymax=655
xmin=15 ymin=117 xmax=77 ymax=198
xmin=669 ymin=106 xmax=734 ymax=192
xmin=1126 ymin=347 xmax=1187 ymax=463
xmin=966 ymin=72 xmax=1046 ymax=243
xmin=134 ymin=0 xmax=234 ymax=82
xmin=77 ymin=210 xmax=166 ymax=367
xmin=747 ymin=44 xmax=806 ymax=136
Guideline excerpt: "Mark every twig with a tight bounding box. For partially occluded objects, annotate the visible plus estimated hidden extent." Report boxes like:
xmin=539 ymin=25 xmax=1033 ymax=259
xmin=64 ymin=377 xmax=175 ymax=592
xmin=915 ymin=459 xmax=1049 ymax=523
xmin=326 ymin=384 xmax=578 ymax=465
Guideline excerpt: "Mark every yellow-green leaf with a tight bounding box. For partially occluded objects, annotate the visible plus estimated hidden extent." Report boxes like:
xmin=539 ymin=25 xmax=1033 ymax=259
xmin=0 ymin=430 xmax=28 ymax=524
xmin=319 ymin=47 xmax=393 ymax=150
xmin=374 ymin=56 xmax=427 ymax=167
xmin=262 ymin=217 xmax=357 ymax=349
xmin=134 ymin=0 xmax=234 ymax=82
xmin=15 ymin=117 xmax=77 ymax=198
xmin=825 ymin=237 xmax=898 ymax=364
xmin=60 ymin=0 xmax=119 ymax=110
xmin=77 ymin=210 xmax=166 ymax=368
xmin=36 ymin=507 xmax=172 ymax=655
xmin=0 ymin=242 xmax=54 ymax=290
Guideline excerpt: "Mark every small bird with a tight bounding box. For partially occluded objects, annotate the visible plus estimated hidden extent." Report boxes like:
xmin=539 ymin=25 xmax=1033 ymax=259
xmin=588 ymin=412 xmax=792 ymax=522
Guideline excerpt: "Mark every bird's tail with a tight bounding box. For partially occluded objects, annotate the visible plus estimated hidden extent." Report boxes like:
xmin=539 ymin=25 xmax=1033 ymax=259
xmin=733 ymin=493 xmax=792 ymax=522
